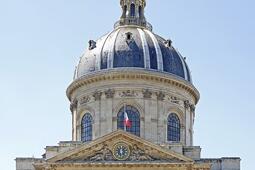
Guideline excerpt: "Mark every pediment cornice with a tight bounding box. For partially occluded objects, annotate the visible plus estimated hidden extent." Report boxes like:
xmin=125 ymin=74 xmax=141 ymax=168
xmin=47 ymin=130 xmax=193 ymax=163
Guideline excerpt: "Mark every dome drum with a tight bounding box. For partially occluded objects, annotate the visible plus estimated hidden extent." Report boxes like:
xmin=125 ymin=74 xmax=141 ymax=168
xmin=68 ymin=71 xmax=197 ymax=146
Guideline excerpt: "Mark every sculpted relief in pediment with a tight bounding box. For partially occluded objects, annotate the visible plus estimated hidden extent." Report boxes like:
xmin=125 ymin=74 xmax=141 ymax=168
xmin=35 ymin=132 xmax=210 ymax=170
xmin=70 ymin=142 xmax=159 ymax=162
xmin=55 ymin=132 xmax=187 ymax=163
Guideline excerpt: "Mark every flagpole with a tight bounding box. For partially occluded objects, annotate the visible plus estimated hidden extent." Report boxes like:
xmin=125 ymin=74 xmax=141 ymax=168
xmin=124 ymin=103 xmax=126 ymax=132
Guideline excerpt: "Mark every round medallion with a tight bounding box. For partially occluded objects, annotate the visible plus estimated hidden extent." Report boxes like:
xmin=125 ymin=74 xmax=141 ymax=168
xmin=113 ymin=142 xmax=130 ymax=161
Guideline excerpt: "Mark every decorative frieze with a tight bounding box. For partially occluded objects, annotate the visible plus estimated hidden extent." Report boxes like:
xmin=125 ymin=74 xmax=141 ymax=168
xmin=93 ymin=91 xmax=102 ymax=101
xmin=142 ymin=89 xmax=152 ymax=99
xmin=67 ymin=70 xmax=200 ymax=104
xmin=156 ymin=91 xmax=165 ymax=101
xmin=85 ymin=144 xmax=158 ymax=162
xmin=167 ymin=96 xmax=180 ymax=105
xmin=120 ymin=90 xmax=138 ymax=97
xmin=105 ymin=89 xmax=115 ymax=98
xmin=79 ymin=96 xmax=90 ymax=105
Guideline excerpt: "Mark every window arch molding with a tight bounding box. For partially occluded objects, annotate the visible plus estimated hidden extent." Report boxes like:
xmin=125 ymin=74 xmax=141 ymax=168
xmin=166 ymin=107 xmax=184 ymax=124
xmin=113 ymin=100 xmax=144 ymax=118
xmin=77 ymin=107 xmax=95 ymax=125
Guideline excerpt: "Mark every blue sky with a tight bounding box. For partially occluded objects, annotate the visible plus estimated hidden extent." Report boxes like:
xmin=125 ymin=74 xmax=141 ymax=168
xmin=0 ymin=0 xmax=254 ymax=169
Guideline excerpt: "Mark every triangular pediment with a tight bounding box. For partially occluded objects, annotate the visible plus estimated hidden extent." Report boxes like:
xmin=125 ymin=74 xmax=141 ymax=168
xmin=47 ymin=130 xmax=193 ymax=163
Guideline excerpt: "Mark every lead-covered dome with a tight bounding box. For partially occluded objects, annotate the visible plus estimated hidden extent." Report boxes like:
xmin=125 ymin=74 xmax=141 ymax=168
xmin=74 ymin=27 xmax=192 ymax=83
xmin=73 ymin=0 xmax=192 ymax=83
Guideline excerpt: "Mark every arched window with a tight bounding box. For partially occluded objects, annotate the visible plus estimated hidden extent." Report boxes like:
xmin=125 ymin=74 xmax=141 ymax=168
xmin=167 ymin=113 xmax=180 ymax=142
xmin=130 ymin=4 xmax=136 ymax=17
xmin=124 ymin=5 xmax=127 ymax=17
xmin=139 ymin=6 xmax=142 ymax=17
xmin=81 ymin=113 xmax=92 ymax=142
xmin=122 ymin=5 xmax=127 ymax=18
xmin=117 ymin=105 xmax=140 ymax=136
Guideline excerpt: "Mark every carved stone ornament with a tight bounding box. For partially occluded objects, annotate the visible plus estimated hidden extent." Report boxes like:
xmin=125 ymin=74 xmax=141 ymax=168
xmin=93 ymin=91 xmax=102 ymax=101
xmin=129 ymin=144 xmax=158 ymax=161
xmin=84 ymin=143 xmax=159 ymax=162
xmin=120 ymin=90 xmax=137 ymax=97
xmin=79 ymin=96 xmax=90 ymax=105
xmin=190 ymin=104 xmax=196 ymax=112
xmin=105 ymin=89 xmax=115 ymax=98
xmin=184 ymin=100 xmax=190 ymax=109
xmin=88 ymin=144 xmax=114 ymax=161
xmin=170 ymin=96 xmax=180 ymax=104
xmin=156 ymin=92 xmax=165 ymax=101
xmin=70 ymin=100 xmax=78 ymax=111
xmin=142 ymin=89 xmax=152 ymax=99
xmin=47 ymin=130 xmax=197 ymax=165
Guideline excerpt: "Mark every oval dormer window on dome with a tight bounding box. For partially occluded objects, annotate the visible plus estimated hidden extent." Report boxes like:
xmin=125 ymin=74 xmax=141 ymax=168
xmin=125 ymin=32 xmax=133 ymax=44
xmin=89 ymin=40 xmax=96 ymax=50
xmin=126 ymin=32 xmax=132 ymax=41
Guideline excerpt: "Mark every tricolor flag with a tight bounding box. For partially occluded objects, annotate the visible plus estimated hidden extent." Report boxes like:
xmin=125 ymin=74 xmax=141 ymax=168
xmin=124 ymin=111 xmax=131 ymax=128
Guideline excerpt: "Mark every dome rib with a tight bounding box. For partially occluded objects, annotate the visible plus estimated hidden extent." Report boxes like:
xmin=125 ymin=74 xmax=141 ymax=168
xmin=144 ymin=30 xmax=158 ymax=70
xmin=98 ymin=31 xmax=115 ymax=70
xmin=176 ymin=50 xmax=188 ymax=81
xmin=137 ymin=28 xmax=150 ymax=69
xmin=144 ymin=29 xmax=164 ymax=71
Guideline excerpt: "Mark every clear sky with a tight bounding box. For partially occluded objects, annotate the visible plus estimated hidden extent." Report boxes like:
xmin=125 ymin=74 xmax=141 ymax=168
xmin=0 ymin=0 xmax=254 ymax=169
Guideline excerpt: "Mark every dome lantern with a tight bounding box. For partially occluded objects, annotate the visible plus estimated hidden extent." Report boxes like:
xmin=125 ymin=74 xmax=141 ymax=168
xmin=115 ymin=0 xmax=151 ymax=30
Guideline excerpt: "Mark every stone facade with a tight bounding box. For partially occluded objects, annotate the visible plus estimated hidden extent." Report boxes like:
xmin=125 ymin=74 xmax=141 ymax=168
xmin=197 ymin=158 xmax=241 ymax=170
xmin=16 ymin=158 xmax=43 ymax=170
xmin=67 ymin=69 xmax=198 ymax=147
xmin=15 ymin=0 xmax=241 ymax=169
xmin=16 ymin=132 xmax=240 ymax=170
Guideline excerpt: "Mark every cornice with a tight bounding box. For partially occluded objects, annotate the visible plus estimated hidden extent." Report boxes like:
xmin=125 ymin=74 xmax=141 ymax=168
xmin=34 ymin=162 xmax=210 ymax=170
xmin=66 ymin=69 xmax=200 ymax=104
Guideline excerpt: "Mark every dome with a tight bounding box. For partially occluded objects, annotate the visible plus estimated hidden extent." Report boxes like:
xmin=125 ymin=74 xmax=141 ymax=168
xmin=73 ymin=0 xmax=192 ymax=83
xmin=67 ymin=0 xmax=200 ymax=147
xmin=74 ymin=26 xmax=192 ymax=83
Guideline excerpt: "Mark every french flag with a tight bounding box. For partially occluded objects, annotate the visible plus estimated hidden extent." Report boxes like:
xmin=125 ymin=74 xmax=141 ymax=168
xmin=124 ymin=111 xmax=131 ymax=128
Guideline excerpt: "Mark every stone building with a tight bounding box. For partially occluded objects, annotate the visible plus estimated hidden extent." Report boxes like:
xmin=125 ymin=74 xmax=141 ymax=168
xmin=16 ymin=0 xmax=241 ymax=170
